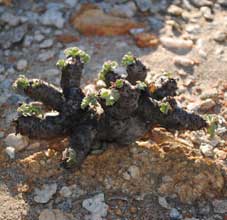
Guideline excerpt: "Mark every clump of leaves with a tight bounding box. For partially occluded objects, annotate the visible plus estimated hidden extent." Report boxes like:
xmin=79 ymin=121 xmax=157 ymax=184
xmin=81 ymin=94 xmax=98 ymax=110
xmin=121 ymin=52 xmax=135 ymax=66
xmin=13 ymin=75 xmax=29 ymax=90
xmin=204 ymin=114 xmax=219 ymax=138
xmin=98 ymin=61 xmax=118 ymax=81
xmin=56 ymin=59 xmax=67 ymax=70
xmin=100 ymin=88 xmax=120 ymax=106
xmin=17 ymin=103 xmax=43 ymax=117
xmin=115 ymin=79 xmax=124 ymax=89
xmin=136 ymin=81 xmax=147 ymax=91
xmin=64 ymin=47 xmax=90 ymax=64
xmin=159 ymin=102 xmax=172 ymax=114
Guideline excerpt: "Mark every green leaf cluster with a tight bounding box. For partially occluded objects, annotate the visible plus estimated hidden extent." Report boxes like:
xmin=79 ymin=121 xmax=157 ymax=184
xmin=115 ymin=79 xmax=124 ymax=89
xmin=121 ymin=52 xmax=135 ymax=66
xmin=17 ymin=103 xmax=42 ymax=117
xmin=100 ymin=88 xmax=120 ymax=106
xmin=159 ymin=102 xmax=171 ymax=114
xmin=204 ymin=114 xmax=219 ymax=138
xmin=136 ymin=81 xmax=147 ymax=91
xmin=56 ymin=59 xmax=67 ymax=70
xmin=64 ymin=47 xmax=90 ymax=63
xmin=98 ymin=61 xmax=118 ymax=81
xmin=81 ymin=94 xmax=98 ymax=110
xmin=13 ymin=75 xmax=29 ymax=90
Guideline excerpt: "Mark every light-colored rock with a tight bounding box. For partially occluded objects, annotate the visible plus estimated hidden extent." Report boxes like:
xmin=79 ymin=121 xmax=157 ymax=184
xmin=71 ymin=4 xmax=143 ymax=36
xmin=109 ymin=2 xmax=137 ymax=18
xmin=200 ymin=6 xmax=213 ymax=20
xmin=23 ymin=35 xmax=33 ymax=47
xmin=200 ymin=143 xmax=214 ymax=157
xmin=212 ymin=199 xmax=227 ymax=214
xmin=158 ymin=196 xmax=171 ymax=209
xmin=34 ymin=33 xmax=45 ymax=42
xmin=39 ymin=209 xmax=71 ymax=220
xmin=5 ymin=146 xmax=15 ymax=159
xmin=198 ymin=98 xmax=216 ymax=111
xmin=213 ymin=31 xmax=227 ymax=42
xmin=174 ymin=56 xmax=195 ymax=67
xmin=4 ymin=133 xmax=28 ymax=151
xmin=65 ymin=0 xmax=78 ymax=7
xmin=160 ymin=37 xmax=193 ymax=49
xmin=170 ymin=208 xmax=182 ymax=220
xmin=16 ymin=59 xmax=28 ymax=71
xmin=38 ymin=51 xmax=55 ymax=62
xmin=128 ymin=165 xmax=140 ymax=178
xmin=34 ymin=183 xmax=57 ymax=203
xmin=133 ymin=32 xmax=159 ymax=48
xmin=40 ymin=9 xmax=65 ymax=29
xmin=200 ymin=88 xmax=218 ymax=100
xmin=82 ymin=193 xmax=108 ymax=219
xmin=167 ymin=5 xmax=183 ymax=16
xmin=1 ymin=12 xmax=20 ymax=26
xmin=39 ymin=39 xmax=54 ymax=49
xmin=59 ymin=186 xmax=72 ymax=198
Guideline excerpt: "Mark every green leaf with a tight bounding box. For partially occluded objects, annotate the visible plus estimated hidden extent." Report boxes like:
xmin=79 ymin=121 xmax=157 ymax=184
xmin=121 ymin=52 xmax=135 ymax=66
xmin=204 ymin=114 xmax=219 ymax=138
xmin=159 ymin=102 xmax=171 ymax=114
xmin=80 ymin=94 xmax=98 ymax=110
xmin=115 ymin=79 xmax=123 ymax=89
xmin=64 ymin=47 xmax=90 ymax=64
xmin=136 ymin=81 xmax=147 ymax=91
xmin=98 ymin=61 xmax=118 ymax=81
xmin=56 ymin=59 xmax=67 ymax=70
xmin=13 ymin=75 xmax=29 ymax=90
xmin=100 ymin=88 xmax=120 ymax=106
xmin=17 ymin=103 xmax=42 ymax=117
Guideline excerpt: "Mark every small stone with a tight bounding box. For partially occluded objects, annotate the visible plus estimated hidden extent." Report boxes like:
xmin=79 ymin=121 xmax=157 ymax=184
xmin=5 ymin=146 xmax=15 ymax=159
xmin=174 ymin=56 xmax=195 ymax=67
xmin=82 ymin=193 xmax=108 ymax=218
xmin=170 ymin=208 xmax=182 ymax=220
xmin=0 ymin=131 xmax=4 ymax=139
xmin=16 ymin=59 xmax=28 ymax=71
xmin=109 ymin=2 xmax=137 ymax=18
xmin=65 ymin=0 xmax=78 ymax=7
xmin=128 ymin=165 xmax=140 ymax=178
xmin=200 ymin=88 xmax=218 ymax=100
xmin=4 ymin=133 xmax=29 ymax=151
xmin=134 ymin=32 xmax=159 ymax=48
xmin=0 ymin=12 xmax=20 ymax=26
xmin=213 ymin=199 xmax=227 ymax=214
xmin=158 ymin=196 xmax=171 ymax=209
xmin=0 ymin=64 xmax=5 ymax=74
xmin=40 ymin=9 xmax=65 ymax=29
xmin=200 ymin=6 xmax=213 ymax=20
xmin=218 ymin=0 xmax=227 ymax=7
xmin=129 ymin=28 xmax=145 ymax=35
xmin=148 ymin=17 xmax=164 ymax=31
xmin=200 ymin=143 xmax=214 ymax=157
xmin=186 ymin=24 xmax=201 ymax=35
xmin=39 ymin=209 xmax=70 ymax=220
xmin=213 ymin=31 xmax=226 ymax=42
xmin=167 ymin=5 xmax=183 ymax=16
xmin=134 ymin=0 xmax=152 ymax=12
xmin=160 ymin=37 xmax=193 ymax=49
xmin=34 ymin=33 xmax=45 ymax=42
xmin=38 ymin=51 xmax=55 ymax=62
xmin=0 ymin=25 xmax=27 ymax=49
xmin=59 ymin=186 xmax=72 ymax=198
xmin=34 ymin=183 xmax=57 ymax=203
xmin=198 ymin=98 xmax=216 ymax=111
xmin=23 ymin=35 xmax=33 ymax=47
xmin=39 ymin=39 xmax=54 ymax=49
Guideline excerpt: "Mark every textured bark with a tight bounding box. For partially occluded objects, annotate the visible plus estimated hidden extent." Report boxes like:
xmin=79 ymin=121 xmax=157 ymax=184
xmin=13 ymin=52 xmax=207 ymax=168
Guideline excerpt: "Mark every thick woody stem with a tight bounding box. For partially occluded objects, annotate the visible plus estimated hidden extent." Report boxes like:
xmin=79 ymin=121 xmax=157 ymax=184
xmin=18 ymin=79 xmax=65 ymax=112
xmin=126 ymin=59 xmax=147 ymax=84
xmin=60 ymin=56 xmax=84 ymax=97
xmin=15 ymin=115 xmax=70 ymax=140
xmin=138 ymin=95 xmax=207 ymax=130
xmin=150 ymin=76 xmax=178 ymax=100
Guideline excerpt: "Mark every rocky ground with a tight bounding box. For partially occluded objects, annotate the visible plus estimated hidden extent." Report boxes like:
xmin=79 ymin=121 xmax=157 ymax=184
xmin=0 ymin=0 xmax=227 ymax=219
